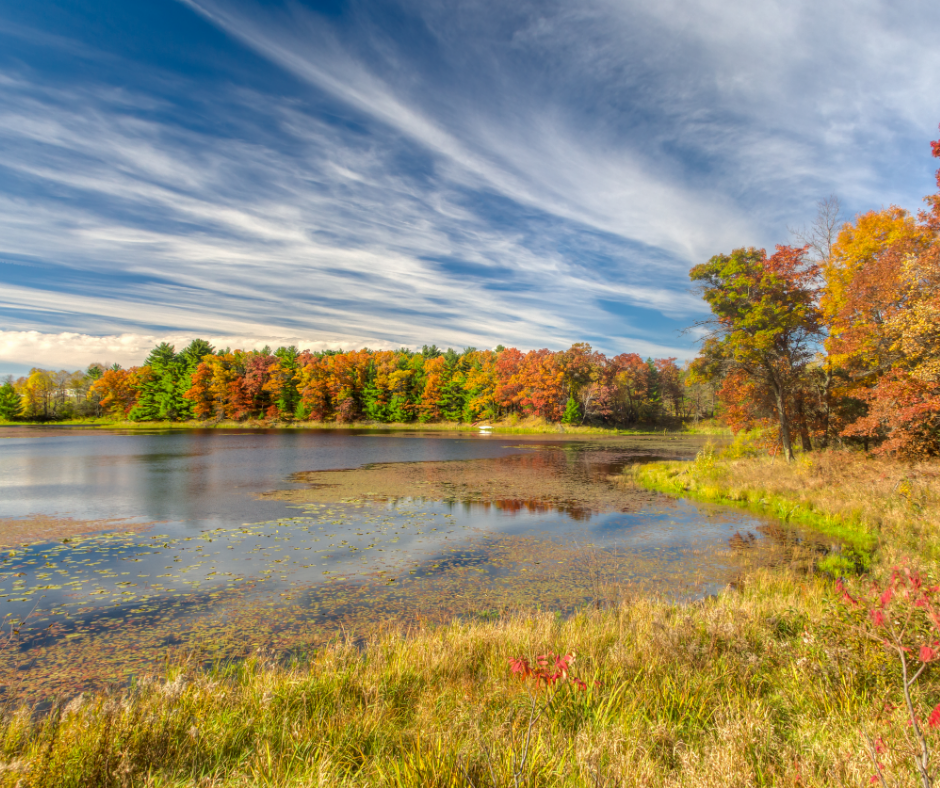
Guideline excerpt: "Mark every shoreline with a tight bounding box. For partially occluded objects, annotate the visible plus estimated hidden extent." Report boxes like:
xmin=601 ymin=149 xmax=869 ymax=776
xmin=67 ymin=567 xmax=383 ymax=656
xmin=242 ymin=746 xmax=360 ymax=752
xmin=3 ymin=444 xmax=937 ymax=785
xmin=631 ymin=449 xmax=940 ymax=572
xmin=0 ymin=416 xmax=730 ymax=438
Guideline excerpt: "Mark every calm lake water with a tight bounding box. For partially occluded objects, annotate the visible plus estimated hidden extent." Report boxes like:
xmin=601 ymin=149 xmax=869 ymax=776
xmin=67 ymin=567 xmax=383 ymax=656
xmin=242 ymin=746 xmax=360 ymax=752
xmin=0 ymin=428 xmax=804 ymax=703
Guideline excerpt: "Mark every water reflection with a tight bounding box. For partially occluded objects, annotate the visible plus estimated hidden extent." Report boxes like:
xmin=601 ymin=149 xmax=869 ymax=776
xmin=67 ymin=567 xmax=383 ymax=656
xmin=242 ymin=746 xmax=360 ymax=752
xmin=0 ymin=428 xmax=820 ymax=705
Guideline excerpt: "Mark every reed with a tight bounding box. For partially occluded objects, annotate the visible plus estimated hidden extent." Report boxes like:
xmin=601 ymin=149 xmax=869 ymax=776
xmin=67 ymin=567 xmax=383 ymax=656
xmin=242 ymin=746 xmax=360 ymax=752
xmin=4 ymin=443 xmax=939 ymax=786
xmin=0 ymin=569 xmax=914 ymax=787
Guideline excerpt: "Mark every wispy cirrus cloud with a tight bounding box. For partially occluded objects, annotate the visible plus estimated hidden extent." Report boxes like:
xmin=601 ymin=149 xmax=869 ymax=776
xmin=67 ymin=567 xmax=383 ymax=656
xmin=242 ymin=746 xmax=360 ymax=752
xmin=0 ymin=0 xmax=938 ymax=374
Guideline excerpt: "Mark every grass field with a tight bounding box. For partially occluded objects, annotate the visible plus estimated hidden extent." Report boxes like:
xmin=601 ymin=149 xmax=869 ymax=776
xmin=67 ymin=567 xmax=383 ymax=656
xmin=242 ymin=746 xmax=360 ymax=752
xmin=0 ymin=570 xmax=910 ymax=788
xmin=2 ymin=439 xmax=937 ymax=786
xmin=0 ymin=415 xmax=720 ymax=437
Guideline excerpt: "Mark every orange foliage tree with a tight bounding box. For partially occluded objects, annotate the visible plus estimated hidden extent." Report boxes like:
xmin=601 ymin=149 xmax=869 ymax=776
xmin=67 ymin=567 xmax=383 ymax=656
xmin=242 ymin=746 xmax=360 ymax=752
xmin=88 ymin=367 xmax=142 ymax=417
xmin=818 ymin=129 xmax=940 ymax=455
xmin=690 ymin=245 xmax=824 ymax=461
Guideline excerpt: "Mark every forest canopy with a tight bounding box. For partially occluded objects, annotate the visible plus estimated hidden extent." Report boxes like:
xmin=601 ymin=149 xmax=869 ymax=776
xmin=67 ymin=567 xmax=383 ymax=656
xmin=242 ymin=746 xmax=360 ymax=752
xmin=2 ymin=342 xmax=703 ymax=429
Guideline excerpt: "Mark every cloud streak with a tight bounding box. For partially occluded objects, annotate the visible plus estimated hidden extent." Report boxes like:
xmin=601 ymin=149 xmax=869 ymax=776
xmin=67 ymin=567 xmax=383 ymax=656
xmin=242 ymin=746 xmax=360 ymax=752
xmin=0 ymin=0 xmax=938 ymax=373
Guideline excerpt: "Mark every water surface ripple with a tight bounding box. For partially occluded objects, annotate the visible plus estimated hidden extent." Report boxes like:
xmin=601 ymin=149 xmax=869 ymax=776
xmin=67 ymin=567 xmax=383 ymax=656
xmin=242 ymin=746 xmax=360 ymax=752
xmin=0 ymin=428 xmax=811 ymax=704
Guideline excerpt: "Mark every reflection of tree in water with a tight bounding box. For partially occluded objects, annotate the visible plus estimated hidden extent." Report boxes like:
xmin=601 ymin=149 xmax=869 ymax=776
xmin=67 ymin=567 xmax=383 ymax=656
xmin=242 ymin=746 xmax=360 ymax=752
xmin=2 ymin=443 xmax=816 ymax=708
xmin=281 ymin=446 xmax=688 ymax=518
xmin=468 ymin=499 xmax=595 ymax=521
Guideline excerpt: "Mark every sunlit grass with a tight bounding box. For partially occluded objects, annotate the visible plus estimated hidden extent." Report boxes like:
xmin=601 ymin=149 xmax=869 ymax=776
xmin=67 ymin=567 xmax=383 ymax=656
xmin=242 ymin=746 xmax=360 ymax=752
xmin=633 ymin=446 xmax=940 ymax=568
xmin=0 ymin=416 xmax=697 ymax=436
xmin=0 ymin=569 xmax=912 ymax=787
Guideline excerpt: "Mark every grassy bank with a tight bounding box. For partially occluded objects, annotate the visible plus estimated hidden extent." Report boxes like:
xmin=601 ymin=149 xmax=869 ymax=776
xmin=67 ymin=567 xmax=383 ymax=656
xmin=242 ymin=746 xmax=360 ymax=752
xmin=633 ymin=447 xmax=940 ymax=570
xmin=4 ymin=437 xmax=937 ymax=786
xmin=0 ymin=416 xmax=704 ymax=437
xmin=0 ymin=570 xmax=913 ymax=787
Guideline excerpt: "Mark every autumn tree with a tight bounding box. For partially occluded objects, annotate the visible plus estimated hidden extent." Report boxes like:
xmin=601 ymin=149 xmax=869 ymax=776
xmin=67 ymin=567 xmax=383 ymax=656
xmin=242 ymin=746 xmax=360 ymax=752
xmin=823 ymin=207 xmax=930 ymax=383
xmin=88 ymin=367 xmax=141 ymax=417
xmin=176 ymin=339 xmax=215 ymax=419
xmin=16 ymin=369 xmax=50 ymax=419
xmin=691 ymin=245 xmax=823 ymax=461
xmin=610 ymin=353 xmax=649 ymax=423
xmin=418 ymin=355 xmax=446 ymax=422
xmin=461 ymin=349 xmax=498 ymax=421
xmin=263 ymin=346 xmax=302 ymax=419
xmin=183 ymin=353 xmax=251 ymax=421
xmin=831 ymin=129 xmax=940 ymax=454
xmin=297 ymin=355 xmax=332 ymax=421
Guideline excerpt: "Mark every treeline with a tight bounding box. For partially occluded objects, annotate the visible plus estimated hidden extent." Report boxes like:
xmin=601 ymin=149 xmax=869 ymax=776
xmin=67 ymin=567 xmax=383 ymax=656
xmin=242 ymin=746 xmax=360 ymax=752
xmin=0 ymin=342 xmax=717 ymax=426
xmin=691 ymin=126 xmax=940 ymax=458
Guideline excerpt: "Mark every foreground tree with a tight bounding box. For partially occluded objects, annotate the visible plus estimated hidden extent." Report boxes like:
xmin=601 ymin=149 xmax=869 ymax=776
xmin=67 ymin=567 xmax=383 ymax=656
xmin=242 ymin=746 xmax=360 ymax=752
xmin=823 ymin=129 xmax=940 ymax=455
xmin=690 ymin=245 xmax=823 ymax=460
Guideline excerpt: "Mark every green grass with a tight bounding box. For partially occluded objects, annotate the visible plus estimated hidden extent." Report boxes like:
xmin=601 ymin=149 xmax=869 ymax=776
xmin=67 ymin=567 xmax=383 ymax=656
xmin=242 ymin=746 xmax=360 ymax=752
xmin=0 ymin=570 xmax=917 ymax=787
xmin=632 ymin=444 xmax=940 ymax=572
xmin=633 ymin=459 xmax=875 ymax=572
xmin=0 ymin=417 xmax=682 ymax=437
xmin=4 ymin=432 xmax=940 ymax=785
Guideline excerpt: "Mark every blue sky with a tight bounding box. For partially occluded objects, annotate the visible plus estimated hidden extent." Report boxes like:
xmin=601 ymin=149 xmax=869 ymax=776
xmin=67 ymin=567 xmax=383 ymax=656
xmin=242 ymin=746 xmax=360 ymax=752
xmin=1 ymin=0 xmax=939 ymax=376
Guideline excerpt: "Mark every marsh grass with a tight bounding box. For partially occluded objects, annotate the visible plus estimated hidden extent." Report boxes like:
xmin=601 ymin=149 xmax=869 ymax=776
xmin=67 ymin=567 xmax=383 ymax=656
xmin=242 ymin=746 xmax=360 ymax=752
xmin=5 ymin=437 xmax=940 ymax=786
xmin=0 ymin=417 xmax=683 ymax=437
xmin=634 ymin=448 xmax=940 ymax=570
xmin=0 ymin=569 xmax=924 ymax=787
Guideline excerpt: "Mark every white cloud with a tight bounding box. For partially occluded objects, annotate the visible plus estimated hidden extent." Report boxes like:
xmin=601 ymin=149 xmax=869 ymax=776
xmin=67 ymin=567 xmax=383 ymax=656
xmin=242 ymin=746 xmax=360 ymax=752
xmin=1 ymin=0 xmax=937 ymax=372
xmin=0 ymin=330 xmax=393 ymax=373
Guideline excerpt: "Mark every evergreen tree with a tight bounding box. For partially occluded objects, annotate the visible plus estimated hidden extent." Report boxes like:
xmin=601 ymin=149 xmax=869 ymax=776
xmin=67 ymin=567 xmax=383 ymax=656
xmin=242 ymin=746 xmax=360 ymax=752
xmin=440 ymin=349 xmax=467 ymax=421
xmin=561 ymin=395 xmax=581 ymax=425
xmin=176 ymin=339 xmax=215 ymax=419
xmin=271 ymin=346 xmax=301 ymax=417
xmin=0 ymin=380 xmax=22 ymax=420
xmin=362 ymin=360 xmax=389 ymax=421
xmin=131 ymin=343 xmax=186 ymax=421
xmin=84 ymin=364 xmax=105 ymax=417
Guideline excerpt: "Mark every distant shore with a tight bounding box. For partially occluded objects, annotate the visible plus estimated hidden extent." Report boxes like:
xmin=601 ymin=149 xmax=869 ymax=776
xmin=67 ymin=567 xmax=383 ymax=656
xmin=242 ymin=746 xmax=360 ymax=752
xmin=0 ymin=415 xmax=731 ymax=437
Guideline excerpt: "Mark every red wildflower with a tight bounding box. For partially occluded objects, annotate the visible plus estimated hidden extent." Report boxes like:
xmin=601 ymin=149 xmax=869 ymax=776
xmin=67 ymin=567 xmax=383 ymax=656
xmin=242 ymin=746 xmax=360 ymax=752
xmin=928 ymin=704 xmax=940 ymax=730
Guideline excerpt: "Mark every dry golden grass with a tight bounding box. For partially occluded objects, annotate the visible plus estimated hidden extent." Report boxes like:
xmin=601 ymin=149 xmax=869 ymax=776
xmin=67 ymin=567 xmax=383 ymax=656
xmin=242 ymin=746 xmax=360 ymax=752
xmin=4 ymin=445 xmax=940 ymax=786
xmin=0 ymin=568 xmax=920 ymax=787
xmin=635 ymin=448 xmax=940 ymax=568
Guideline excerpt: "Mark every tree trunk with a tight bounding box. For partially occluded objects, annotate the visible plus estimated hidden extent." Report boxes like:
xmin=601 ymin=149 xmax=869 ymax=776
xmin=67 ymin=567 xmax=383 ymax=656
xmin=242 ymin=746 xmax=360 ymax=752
xmin=795 ymin=394 xmax=813 ymax=452
xmin=821 ymin=364 xmax=833 ymax=449
xmin=770 ymin=378 xmax=794 ymax=462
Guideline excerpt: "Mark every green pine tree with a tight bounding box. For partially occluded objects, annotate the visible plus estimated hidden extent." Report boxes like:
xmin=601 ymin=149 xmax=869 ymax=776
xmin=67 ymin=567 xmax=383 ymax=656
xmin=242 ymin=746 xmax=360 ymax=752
xmin=130 ymin=342 xmax=185 ymax=421
xmin=561 ymin=395 xmax=581 ymax=425
xmin=440 ymin=349 xmax=467 ymax=421
xmin=0 ymin=381 xmax=22 ymax=420
xmin=176 ymin=339 xmax=215 ymax=420
xmin=272 ymin=346 xmax=301 ymax=417
xmin=362 ymin=361 xmax=389 ymax=422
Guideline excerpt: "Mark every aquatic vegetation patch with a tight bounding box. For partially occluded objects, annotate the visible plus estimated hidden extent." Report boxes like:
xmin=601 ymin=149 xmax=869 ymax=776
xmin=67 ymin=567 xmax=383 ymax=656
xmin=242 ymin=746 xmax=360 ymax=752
xmin=0 ymin=516 xmax=153 ymax=550
xmin=0 ymin=445 xmax=814 ymax=706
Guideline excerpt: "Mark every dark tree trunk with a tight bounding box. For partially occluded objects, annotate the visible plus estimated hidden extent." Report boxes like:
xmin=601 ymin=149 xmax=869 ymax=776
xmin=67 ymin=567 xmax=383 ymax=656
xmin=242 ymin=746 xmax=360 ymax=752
xmin=821 ymin=365 xmax=833 ymax=449
xmin=795 ymin=393 xmax=813 ymax=452
xmin=769 ymin=376 xmax=794 ymax=462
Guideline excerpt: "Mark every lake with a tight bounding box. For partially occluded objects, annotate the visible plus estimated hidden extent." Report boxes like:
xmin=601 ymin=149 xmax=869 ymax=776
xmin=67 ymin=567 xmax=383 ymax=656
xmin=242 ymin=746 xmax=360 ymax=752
xmin=0 ymin=427 xmax=813 ymax=704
